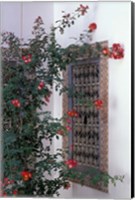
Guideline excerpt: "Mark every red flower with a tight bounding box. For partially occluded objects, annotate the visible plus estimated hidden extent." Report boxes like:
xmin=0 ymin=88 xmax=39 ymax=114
xmin=11 ymin=99 xmax=21 ymax=108
xmin=67 ymin=109 xmax=79 ymax=117
xmin=74 ymin=112 xmax=79 ymax=117
xmin=66 ymin=125 xmax=72 ymax=132
xmin=2 ymin=192 xmax=7 ymax=197
xmin=112 ymin=43 xmax=121 ymax=51
xmin=67 ymin=111 xmax=73 ymax=117
xmin=10 ymin=180 xmax=14 ymax=184
xmin=65 ymin=159 xmax=77 ymax=169
xmin=64 ymin=182 xmax=71 ymax=189
xmin=88 ymin=23 xmax=97 ymax=32
xmin=94 ymin=99 xmax=103 ymax=109
xmin=79 ymin=4 xmax=89 ymax=15
xmin=102 ymin=47 xmax=110 ymax=56
xmin=66 ymin=118 xmax=72 ymax=124
xmin=57 ymin=129 xmax=64 ymax=135
xmin=38 ymin=81 xmax=45 ymax=90
xmin=4 ymin=177 xmax=9 ymax=182
xmin=12 ymin=190 xmax=18 ymax=195
xmin=3 ymin=177 xmax=10 ymax=185
xmin=22 ymin=54 xmax=32 ymax=64
xmin=110 ymin=43 xmax=124 ymax=59
xmin=21 ymin=171 xmax=32 ymax=181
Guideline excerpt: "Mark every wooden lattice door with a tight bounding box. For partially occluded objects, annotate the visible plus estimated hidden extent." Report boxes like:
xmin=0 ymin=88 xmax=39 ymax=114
xmin=63 ymin=41 xmax=108 ymax=192
xmin=68 ymin=58 xmax=100 ymax=168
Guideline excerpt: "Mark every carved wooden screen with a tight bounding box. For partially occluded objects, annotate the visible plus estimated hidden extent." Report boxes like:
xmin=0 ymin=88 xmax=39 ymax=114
xmin=63 ymin=41 xmax=108 ymax=192
xmin=69 ymin=58 xmax=100 ymax=167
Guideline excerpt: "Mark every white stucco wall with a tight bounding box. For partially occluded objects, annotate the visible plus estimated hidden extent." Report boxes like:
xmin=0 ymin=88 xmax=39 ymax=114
xmin=1 ymin=1 xmax=131 ymax=199
xmin=0 ymin=2 xmax=54 ymax=39
xmin=0 ymin=2 xmax=22 ymax=37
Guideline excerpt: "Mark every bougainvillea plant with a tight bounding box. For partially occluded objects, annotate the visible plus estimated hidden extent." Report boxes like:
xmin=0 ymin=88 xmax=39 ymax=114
xmin=1 ymin=4 xmax=124 ymax=197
